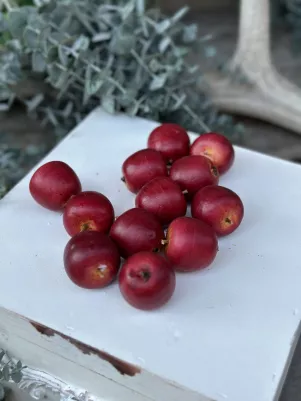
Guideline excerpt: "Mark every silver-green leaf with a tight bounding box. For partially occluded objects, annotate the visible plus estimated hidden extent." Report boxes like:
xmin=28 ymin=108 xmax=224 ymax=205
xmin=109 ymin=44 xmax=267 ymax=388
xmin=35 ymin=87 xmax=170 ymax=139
xmin=2 ymin=366 xmax=9 ymax=382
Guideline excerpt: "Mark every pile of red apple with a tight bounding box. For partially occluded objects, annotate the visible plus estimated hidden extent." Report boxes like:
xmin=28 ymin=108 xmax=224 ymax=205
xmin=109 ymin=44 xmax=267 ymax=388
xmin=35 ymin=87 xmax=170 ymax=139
xmin=29 ymin=124 xmax=244 ymax=311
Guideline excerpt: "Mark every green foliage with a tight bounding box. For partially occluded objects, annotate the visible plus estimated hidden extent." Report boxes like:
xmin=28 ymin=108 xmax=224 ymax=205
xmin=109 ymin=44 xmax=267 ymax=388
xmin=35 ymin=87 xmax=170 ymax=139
xmin=0 ymin=0 xmax=245 ymax=199
xmin=0 ymin=0 xmax=243 ymax=137
xmin=0 ymin=142 xmax=48 ymax=199
xmin=18 ymin=0 xmax=34 ymax=5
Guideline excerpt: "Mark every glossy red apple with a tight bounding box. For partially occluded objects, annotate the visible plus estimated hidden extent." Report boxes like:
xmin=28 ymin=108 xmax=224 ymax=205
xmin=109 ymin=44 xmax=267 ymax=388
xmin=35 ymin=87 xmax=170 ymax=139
xmin=135 ymin=177 xmax=187 ymax=225
xmin=64 ymin=231 xmax=120 ymax=289
xmin=110 ymin=208 xmax=164 ymax=258
xmin=122 ymin=149 xmax=167 ymax=193
xmin=190 ymin=132 xmax=234 ymax=174
xmin=118 ymin=252 xmax=176 ymax=310
xmin=147 ymin=123 xmax=190 ymax=163
xmin=191 ymin=185 xmax=244 ymax=236
xmin=29 ymin=161 xmax=81 ymax=211
xmin=169 ymin=155 xmax=219 ymax=198
xmin=164 ymin=217 xmax=218 ymax=272
xmin=63 ymin=191 xmax=115 ymax=237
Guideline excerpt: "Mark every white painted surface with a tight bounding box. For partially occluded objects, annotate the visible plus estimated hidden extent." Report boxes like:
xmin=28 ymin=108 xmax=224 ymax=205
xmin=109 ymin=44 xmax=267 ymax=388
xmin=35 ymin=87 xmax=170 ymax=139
xmin=0 ymin=307 xmax=206 ymax=401
xmin=0 ymin=108 xmax=301 ymax=401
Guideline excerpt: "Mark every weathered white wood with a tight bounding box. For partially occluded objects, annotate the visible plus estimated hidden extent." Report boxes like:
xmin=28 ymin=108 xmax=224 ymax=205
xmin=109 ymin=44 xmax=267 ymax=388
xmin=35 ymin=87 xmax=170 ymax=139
xmin=0 ymin=307 xmax=205 ymax=401
xmin=1 ymin=108 xmax=301 ymax=401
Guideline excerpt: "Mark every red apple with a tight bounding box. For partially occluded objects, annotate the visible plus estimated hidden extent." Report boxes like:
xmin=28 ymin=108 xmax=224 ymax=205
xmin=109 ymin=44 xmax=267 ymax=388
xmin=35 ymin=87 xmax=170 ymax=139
xmin=63 ymin=191 xmax=115 ymax=237
xmin=147 ymin=123 xmax=190 ymax=163
xmin=64 ymin=231 xmax=120 ymax=289
xmin=191 ymin=185 xmax=244 ymax=236
xmin=29 ymin=161 xmax=81 ymax=211
xmin=110 ymin=208 xmax=164 ymax=258
xmin=118 ymin=252 xmax=176 ymax=310
xmin=169 ymin=155 xmax=219 ymax=198
xmin=135 ymin=177 xmax=187 ymax=225
xmin=122 ymin=149 xmax=167 ymax=193
xmin=164 ymin=217 xmax=218 ymax=272
xmin=190 ymin=132 xmax=234 ymax=174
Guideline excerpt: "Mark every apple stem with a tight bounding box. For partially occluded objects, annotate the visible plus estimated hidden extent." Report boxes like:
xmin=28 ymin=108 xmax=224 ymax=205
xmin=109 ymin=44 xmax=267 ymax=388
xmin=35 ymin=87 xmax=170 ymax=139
xmin=121 ymin=177 xmax=126 ymax=182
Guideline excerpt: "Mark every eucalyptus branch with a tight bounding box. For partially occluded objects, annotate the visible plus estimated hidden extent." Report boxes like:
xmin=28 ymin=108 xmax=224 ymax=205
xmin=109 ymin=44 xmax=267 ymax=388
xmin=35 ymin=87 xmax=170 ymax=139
xmin=0 ymin=0 xmax=243 ymax=200
xmin=130 ymin=48 xmax=211 ymax=131
xmin=1 ymin=0 xmax=241 ymax=133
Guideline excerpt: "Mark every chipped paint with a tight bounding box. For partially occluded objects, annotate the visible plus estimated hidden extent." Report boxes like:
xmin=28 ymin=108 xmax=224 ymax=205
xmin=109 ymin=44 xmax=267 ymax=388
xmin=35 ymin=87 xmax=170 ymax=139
xmin=30 ymin=321 xmax=141 ymax=377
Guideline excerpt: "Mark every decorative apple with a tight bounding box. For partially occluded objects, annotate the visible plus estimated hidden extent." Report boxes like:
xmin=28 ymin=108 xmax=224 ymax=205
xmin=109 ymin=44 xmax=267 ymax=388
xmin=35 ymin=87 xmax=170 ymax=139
xmin=118 ymin=252 xmax=176 ymax=310
xmin=163 ymin=217 xmax=218 ymax=272
xmin=191 ymin=185 xmax=244 ymax=236
xmin=29 ymin=161 xmax=81 ymax=211
xmin=122 ymin=149 xmax=167 ymax=193
xmin=190 ymin=132 xmax=234 ymax=174
xmin=169 ymin=155 xmax=219 ymax=198
xmin=110 ymin=208 xmax=165 ymax=258
xmin=147 ymin=123 xmax=190 ymax=163
xmin=63 ymin=191 xmax=115 ymax=236
xmin=64 ymin=231 xmax=120 ymax=289
xmin=135 ymin=177 xmax=187 ymax=225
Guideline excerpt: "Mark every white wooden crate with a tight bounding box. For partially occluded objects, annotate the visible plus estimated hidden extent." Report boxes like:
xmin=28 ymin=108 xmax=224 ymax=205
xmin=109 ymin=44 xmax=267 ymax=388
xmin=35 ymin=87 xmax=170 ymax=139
xmin=0 ymin=108 xmax=300 ymax=401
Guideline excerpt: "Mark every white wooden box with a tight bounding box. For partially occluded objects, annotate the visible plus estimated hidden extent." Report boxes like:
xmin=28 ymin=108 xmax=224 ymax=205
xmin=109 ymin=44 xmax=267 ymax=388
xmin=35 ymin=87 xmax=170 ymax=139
xmin=0 ymin=108 xmax=300 ymax=401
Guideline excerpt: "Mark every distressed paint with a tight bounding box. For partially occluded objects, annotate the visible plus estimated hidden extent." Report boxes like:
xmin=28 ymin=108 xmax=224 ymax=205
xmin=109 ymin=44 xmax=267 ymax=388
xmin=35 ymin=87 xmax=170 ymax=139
xmin=30 ymin=321 xmax=141 ymax=377
xmin=0 ymin=307 xmax=210 ymax=401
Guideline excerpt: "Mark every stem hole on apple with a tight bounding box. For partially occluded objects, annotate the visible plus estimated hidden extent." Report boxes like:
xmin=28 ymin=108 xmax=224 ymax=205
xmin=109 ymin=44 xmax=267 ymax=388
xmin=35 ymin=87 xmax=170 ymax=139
xmin=225 ymin=217 xmax=232 ymax=225
xmin=81 ymin=222 xmax=90 ymax=231
xmin=96 ymin=265 xmax=107 ymax=278
xmin=139 ymin=270 xmax=151 ymax=282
